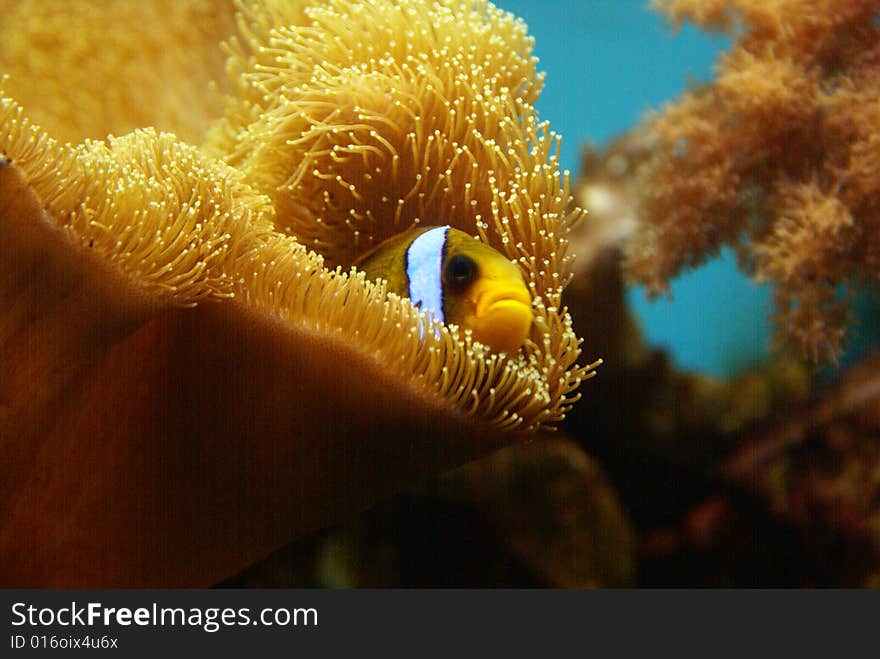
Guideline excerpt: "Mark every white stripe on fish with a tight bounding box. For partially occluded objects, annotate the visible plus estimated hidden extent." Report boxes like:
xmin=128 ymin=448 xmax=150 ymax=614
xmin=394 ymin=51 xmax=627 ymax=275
xmin=405 ymin=225 xmax=449 ymax=324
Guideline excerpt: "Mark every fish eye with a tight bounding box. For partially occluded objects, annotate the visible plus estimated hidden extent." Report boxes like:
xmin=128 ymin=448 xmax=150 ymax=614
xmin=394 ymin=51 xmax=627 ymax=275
xmin=445 ymin=254 xmax=477 ymax=288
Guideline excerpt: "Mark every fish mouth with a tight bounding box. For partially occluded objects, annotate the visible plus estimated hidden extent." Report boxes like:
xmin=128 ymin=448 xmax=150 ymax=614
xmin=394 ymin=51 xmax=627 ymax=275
xmin=467 ymin=283 xmax=533 ymax=353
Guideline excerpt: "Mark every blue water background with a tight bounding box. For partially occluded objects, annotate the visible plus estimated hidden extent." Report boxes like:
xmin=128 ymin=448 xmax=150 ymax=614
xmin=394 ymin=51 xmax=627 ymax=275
xmin=497 ymin=0 xmax=880 ymax=377
xmin=499 ymin=0 xmax=779 ymax=376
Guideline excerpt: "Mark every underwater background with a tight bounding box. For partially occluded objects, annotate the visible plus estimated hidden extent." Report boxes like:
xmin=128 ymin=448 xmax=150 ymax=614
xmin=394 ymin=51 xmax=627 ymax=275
xmin=510 ymin=0 xmax=765 ymax=378
xmin=509 ymin=0 xmax=877 ymax=377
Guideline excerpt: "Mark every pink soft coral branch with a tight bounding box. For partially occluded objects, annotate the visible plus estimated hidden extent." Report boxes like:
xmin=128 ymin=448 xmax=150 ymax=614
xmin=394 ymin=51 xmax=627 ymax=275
xmin=629 ymin=0 xmax=880 ymax=362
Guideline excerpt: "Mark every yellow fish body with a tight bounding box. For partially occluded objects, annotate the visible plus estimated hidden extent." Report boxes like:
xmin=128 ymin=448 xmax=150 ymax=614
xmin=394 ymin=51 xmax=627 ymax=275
xmin=356 ymin=225 xmax=533 ymax=353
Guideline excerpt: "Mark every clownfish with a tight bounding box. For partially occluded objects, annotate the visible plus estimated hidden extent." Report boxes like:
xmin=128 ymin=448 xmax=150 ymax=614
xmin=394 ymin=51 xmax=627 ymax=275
xmin=355 ymin=225 xmax=533 ymax=353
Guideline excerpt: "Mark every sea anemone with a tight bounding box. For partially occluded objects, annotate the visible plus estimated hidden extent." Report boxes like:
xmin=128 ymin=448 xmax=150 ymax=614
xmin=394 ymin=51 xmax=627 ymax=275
xmin=0 ymin=0 xmax=595 ymax=586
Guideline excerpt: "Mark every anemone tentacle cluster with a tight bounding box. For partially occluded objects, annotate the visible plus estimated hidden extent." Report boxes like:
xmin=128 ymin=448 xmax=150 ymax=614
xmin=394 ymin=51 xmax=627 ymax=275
xmin=209 ymin=0 xmax=594 ymax=429
xmin=0 ymin=0 xmax=598 ymax=587
xmin=1 ymin=0 xmax=594 ymax=433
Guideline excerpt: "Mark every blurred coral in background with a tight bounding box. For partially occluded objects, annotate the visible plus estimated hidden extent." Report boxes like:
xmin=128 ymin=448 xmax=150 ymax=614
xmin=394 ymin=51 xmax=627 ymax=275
xmin=627 ymin=0 xmax=880 ymax=363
